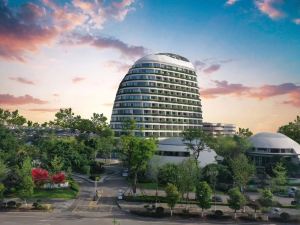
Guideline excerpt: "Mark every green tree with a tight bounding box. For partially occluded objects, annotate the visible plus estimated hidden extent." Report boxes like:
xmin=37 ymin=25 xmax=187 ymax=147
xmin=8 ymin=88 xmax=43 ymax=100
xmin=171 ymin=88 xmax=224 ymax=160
xmin=230 ymin=154 xmax=255 ymax=192
xmin=228 ymin=187 xmax=246 ymax=219
xmin=259 ymin=188 xmax=273 ymax=207
xmin=271 ymin=162 xmax=287 ymax=192
xmin=0 ymin=183 xmax=4 ymax=199
xmin=278 ymin=115 xmax=300 ymax=144
xmin=157 ymin=164 xmax=179 ymax=186
xmin=196 ymin=181 xmax=212 ymax=217
xmin=237 ymin=128 xmax=253 ymax=138
xmin=182 ymin=128 xmax=213 ymax=161
xmin=120 ymin=134 xmax=157 ymax=194
xmin=0 ymin=124 xmax=19 ymax=165
xmin=214 ymin=135 xmax=251 ymax=160
xmin=0 ymin=160 xmax=7 ymax=181
xmin=50 ymin=155 xmax=64 ymax=173
xmin=165 ymin=183 xmax=180 ymax=216
xmin=176 ymin=158 xmax=199 ymax=206
xmin=17 ymin=158 xmax=34 ymax=204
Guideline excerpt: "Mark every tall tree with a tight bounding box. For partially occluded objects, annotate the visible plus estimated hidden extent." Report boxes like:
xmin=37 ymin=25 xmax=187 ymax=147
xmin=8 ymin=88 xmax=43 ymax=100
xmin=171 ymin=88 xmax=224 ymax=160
xmin=17 ymin=158 xmax=34 ymax=204
xmin=182 ymin=128 xmax=213 ymax=161
xmin=120 ymin=135 xmax=157 ymax=194
xmin=228 ymin=187 xmax=246 ymax=219
xmin=271 ymin=162 xmax=287 ymax=192
xmin=196 ymin=181 xmax=212 ymax=217
xmin=278 ymin=115 xmax=300 ymax=144
xmin=230 ymin=154 xmax=255 ymax=192
xmin=165 ymin=183 xmax=180 ymax=216
xmin=50 ymin=155 xmax=64 ymax=173
xmin=176 ymin=158 xmax=199 ymax=206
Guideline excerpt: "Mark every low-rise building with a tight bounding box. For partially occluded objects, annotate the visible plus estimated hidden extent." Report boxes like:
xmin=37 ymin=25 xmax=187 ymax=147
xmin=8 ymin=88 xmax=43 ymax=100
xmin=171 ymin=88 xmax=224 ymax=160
xmin=202 ymin=122 xmax=236 ymax=137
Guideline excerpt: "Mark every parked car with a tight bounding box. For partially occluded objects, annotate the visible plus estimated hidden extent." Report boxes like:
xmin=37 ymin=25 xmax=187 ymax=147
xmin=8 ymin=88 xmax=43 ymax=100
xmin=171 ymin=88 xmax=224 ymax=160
xmin=269 ymin=207 xmax=281 ymax=216
xmin=288 ymin=187 xmax=298 ymax=198
xmin=117 ymin=189 xmax=124 ymax=200
xmin=122 ymin=169 xmax=129 ymax=177
xmin=211 ymin=195 xmax=223 ymax=203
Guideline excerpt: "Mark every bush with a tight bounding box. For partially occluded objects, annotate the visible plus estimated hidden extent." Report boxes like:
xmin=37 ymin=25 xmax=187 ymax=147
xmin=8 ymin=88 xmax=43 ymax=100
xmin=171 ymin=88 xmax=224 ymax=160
xmin=32 ymin=202 xmax=43 ymax=210
xmin=70 ymin=180 xmax=79 ymax=192
xmin=215 ymin=210 xmax=223 ymax=217
xmin=280 ymin=212 xmax=290 ymax=221
xmin=216 ymin=183 xmax=230 ymax=192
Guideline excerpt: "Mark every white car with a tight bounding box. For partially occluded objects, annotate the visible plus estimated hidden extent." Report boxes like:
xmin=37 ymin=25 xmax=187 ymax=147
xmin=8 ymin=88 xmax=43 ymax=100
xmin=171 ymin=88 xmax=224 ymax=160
xmin=270 ymin=207 xmax=281 ymax=216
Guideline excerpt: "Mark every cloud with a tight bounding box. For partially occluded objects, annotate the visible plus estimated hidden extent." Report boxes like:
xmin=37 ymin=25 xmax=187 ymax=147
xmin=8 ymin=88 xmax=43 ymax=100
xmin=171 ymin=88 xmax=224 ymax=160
xmin=0 ymin=1 xmax=58 ymax=61
xmin=0 ymin=94 xmax=48 ymax=105
xmin=72 ymin=76 xmax=86 ymax=83
xmin=63 ymin=33 xmax=147 ymax=59
xmin=9 ymin=77 xmax=35 ymax=85
xmin=104 ymin=60 xmax=131 ymax=72
xmin=203 ymin=64 xmax=221 ymax=74
xmin=255 ymin=0 xmax=285 ymax=19
xmin=293 ymin=18 xmax=300 ymax=25
xmin=28 ymin=108 xmax=59 ymax=112
xmin=201 ymin=80 xmax=300 ymax=107
xmin=226 ymin=0 xmax=239 ymax=6
xmin=194 ymin=58 xmax=231 ymax=75
xmin=201 ymin=80 xmax=251 ymax=98
xmin=0 ymin=0 xmax=138 ymax=61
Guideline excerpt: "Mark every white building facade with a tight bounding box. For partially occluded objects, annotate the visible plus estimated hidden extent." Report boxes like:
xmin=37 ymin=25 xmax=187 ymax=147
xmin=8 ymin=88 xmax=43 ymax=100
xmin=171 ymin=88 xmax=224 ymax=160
xmin=202 ymin=122 xmax=236 ymax=137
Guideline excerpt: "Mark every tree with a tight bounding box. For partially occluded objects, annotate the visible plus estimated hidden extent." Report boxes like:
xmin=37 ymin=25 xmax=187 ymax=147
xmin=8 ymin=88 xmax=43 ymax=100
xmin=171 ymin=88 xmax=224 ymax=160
xmin=259 ymin=188 xmax=273 ymax=207
xmin=182 ymin=128 xmax=212 ymax=161
xmin=165 ymin=183 xmax=180 ymax=216
xmin=176 ymin=158 xmax=199 ymax=206
xmin=196 ymin=181 xmax=212 ymax=217
xmin=237 ymin=128 xmax=253 ymax=138
xmin=230 ymin=154 xmax=255 ymax=192
xmin=0 ymin=124 xmax=19 ymax=165
xmin=271 ymin=162 xmax=287 ymax=192
xmin=203 ymin=164 xmax=218 ymax=210
xmin=228 ymin=187 xmax=246 ymax=219
xmin=214 ymin=135 xmax=251 ymax=160
xmin=0 ymin=160 xmax=7 ymax=181
xmin=50 ymin=155 xmax=64 ymax=173
xmin=120 ymin=135 xmax=157 ymax=194
xmin=278 ymin=115 xmax=300 ymax=144
xmin=18 ymin=158 xmax=34 ymax=204
xmin=0 ymin=183 xmax=4 ymax=199
xmin=157 ymin=163 xmax=179 ymax=186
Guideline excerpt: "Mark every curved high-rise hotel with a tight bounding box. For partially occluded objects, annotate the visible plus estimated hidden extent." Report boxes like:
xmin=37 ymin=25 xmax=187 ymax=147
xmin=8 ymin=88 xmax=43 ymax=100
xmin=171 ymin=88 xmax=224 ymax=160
xmin=110 ymin=53 xmax=202 ymax=137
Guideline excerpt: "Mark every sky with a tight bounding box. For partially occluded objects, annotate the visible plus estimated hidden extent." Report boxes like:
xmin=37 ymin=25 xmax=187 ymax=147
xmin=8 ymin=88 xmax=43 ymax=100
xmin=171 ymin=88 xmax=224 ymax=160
xmin=0 ymin=0 xmax=299 ymax=133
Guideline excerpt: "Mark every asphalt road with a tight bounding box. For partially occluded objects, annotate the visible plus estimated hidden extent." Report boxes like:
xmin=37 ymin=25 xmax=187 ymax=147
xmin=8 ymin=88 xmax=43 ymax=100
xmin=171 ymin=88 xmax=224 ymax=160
xmin=0 ymin=164 xmax=293 ymax=225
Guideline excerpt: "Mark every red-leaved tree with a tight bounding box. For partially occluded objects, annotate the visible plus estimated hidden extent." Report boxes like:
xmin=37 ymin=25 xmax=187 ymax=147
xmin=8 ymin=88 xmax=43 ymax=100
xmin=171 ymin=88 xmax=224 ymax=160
xmin=51 ymin=172 xmax=65 ymax=184
xmin=32 ymin=168 xmax=49 ymax=187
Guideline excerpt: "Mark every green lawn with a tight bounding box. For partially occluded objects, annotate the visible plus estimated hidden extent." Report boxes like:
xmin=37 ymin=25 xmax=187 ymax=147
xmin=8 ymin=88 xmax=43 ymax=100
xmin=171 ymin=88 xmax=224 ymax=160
xmin=137 ymin=182 xmax=162 ymax=190
xmin=31 ymin=188 xmax=78 ymax=200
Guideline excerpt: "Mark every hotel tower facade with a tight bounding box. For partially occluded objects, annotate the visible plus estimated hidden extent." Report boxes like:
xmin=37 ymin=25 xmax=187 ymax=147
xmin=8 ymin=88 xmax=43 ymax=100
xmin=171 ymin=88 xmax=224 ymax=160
xmin=110 ymin=53 xmax=202 ymax=137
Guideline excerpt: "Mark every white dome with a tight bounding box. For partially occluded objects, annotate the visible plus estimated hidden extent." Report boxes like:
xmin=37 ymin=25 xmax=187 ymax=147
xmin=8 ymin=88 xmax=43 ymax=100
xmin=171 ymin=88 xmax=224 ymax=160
xmin=135 ymin=53 xmax=195 ymax=70
xmin=249 ymin=132 xmax=300 ymax=154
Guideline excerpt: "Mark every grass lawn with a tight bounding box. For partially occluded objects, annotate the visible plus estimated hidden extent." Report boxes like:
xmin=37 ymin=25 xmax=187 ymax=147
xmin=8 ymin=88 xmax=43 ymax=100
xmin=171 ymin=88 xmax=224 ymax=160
xmin=31 ymin=188 xmax=78 ymax=200
xmin=137 ymin=182 xmax=163 ymax=190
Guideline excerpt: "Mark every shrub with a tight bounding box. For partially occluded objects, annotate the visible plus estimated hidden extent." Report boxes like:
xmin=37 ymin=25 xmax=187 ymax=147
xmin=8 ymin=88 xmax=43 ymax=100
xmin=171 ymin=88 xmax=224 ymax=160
xmin=70 ymin=180 xmax=79 ymax=192
xmin=31 ymin=168 xmax=49 ymax=187
xmin=51 ymin=172 xmax=65 ymax=184
xmin=32 ymin=202 xmax=43 ymax=210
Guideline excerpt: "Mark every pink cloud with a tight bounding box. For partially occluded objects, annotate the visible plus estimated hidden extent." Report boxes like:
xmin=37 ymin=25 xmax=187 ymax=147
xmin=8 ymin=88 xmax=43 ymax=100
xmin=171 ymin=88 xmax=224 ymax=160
xmin=201 ymin=80 xmax=251 ymax=98
xmin=226 ymin=0 xmax=238 ymax=6
xmin=0 ymin=94 xmax=48 ymax=105
xmin=203 ymin=64 xmax=221 ymax=74
xmin=255 ymin=0 xmax=284 ymax=20
xmin=201 ymin=81 xmax=300 ymax=107
xmin=72 ymin=77 xmax=86 ymax=83
xmin=293 ymin=18 xmax=300 ymax=25
xmin=9 ymin=77 xmax=35 ymax=85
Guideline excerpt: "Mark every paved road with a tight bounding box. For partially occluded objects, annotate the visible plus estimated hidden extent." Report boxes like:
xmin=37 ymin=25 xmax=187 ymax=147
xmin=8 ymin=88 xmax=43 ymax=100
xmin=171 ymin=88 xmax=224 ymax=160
xmin=0 ymin=164 xmax=293 ymax=225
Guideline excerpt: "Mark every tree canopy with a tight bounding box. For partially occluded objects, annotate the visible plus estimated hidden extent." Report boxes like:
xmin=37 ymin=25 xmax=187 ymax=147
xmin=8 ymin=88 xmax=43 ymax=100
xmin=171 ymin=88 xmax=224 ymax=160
xmin=278 ymin=115 xmax=300 ymax=144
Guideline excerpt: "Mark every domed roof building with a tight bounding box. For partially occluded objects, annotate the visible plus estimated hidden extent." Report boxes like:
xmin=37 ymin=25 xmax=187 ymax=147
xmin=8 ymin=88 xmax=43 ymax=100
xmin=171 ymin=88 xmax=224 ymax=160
xmin=248 ymin=132 xmax=300 ymax=167
xmin=110 ymin=53 xmax=202 ymax=138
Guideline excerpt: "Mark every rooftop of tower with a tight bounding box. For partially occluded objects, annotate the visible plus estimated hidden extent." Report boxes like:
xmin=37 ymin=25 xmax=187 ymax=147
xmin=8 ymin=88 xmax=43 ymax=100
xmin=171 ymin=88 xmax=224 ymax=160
xmin=135 ymin=53 xmax=195 ymax=70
